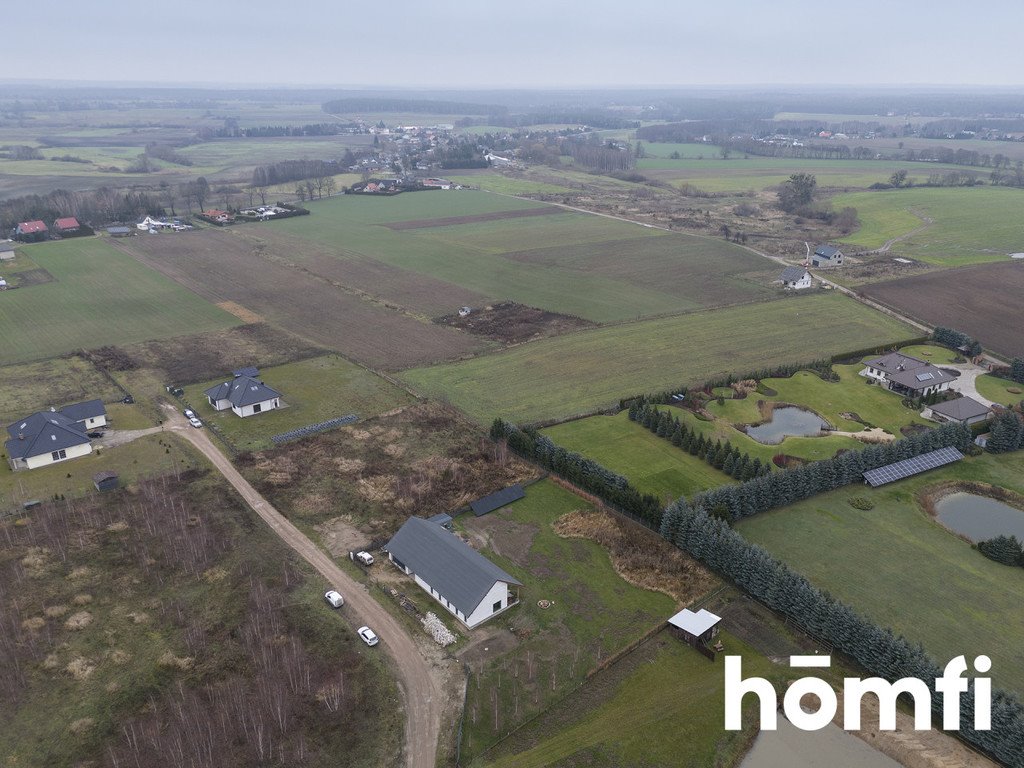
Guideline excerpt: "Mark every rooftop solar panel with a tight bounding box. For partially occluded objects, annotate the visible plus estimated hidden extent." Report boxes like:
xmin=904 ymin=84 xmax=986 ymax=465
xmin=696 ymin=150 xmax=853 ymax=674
xmin=862 ymin=447 xmax=964 ymax=488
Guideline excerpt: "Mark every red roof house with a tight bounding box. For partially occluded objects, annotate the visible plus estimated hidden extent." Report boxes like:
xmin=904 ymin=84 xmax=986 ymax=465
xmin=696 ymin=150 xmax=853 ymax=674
xmin=14 ymin=220 xmax=48 ymax=242
xmin=53 ymin=217 xmax=81 ymax=233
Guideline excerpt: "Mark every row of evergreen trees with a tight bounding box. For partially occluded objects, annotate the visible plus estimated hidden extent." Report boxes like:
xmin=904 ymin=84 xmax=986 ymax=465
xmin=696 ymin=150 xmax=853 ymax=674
xmin=627 ymin=401 xmax=771 ymax=481
xmin=489 ymin=419 xmax=663 ymax=527
xmin=690 ymin=422 xmax=973 ymax=521
xmin=933 ymin=326 xmax=983 ymax=356
xmin=978 ymin=534 xmax=1024 ymax=568
xmin=659 ymin=500 xmax=1024 ymax=766
xmin=987 ymin=412 xmax=1024 ymax=454
xmin=1011 ymin=358 xmax=1024 ymax=385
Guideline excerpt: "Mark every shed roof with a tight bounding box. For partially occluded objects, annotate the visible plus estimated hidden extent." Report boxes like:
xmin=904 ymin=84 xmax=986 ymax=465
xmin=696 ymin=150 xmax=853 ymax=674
xmin=668 ymin=608 xmax=722 ymax=636
xmin=930 ymin=396 xmax=992 ymax=421
xmin=386 ymin=517 xmax=521 ymax=616
xmin=204 ymin=375 xmax=281 ymax=407
xmin=470 ymin=484 xmax=526 ymax=516
xmin=93 ymin=470 xmax=119 ymax=482
xmin=780 ymin=266 xmax=808 ymax=282
xmin=59 ymin=399 xmax=107 ymax=423
xmin=5 ymin=411 xmax=89 ymax=460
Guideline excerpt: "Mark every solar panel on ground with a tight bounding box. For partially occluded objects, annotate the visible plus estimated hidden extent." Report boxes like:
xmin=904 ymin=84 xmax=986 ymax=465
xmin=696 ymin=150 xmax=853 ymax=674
xmin=862 ymin=447 xmax=964 ymax=488
xmin=271 ymin=413 xmax=358 ymax=444
xmin=470 ymin=484 xmax=526 ymax=516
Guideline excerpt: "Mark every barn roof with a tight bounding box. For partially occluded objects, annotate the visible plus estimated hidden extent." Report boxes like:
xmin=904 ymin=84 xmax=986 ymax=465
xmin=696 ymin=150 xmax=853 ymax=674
xmin=386 ymin=517 xmax=521 ymax=617
xmin=5 ymin=411 xmax=89 ymax=460
xmin=470 ymin=484 xmax=526 ymax=516
xmin=204 ymin=375 xmax=281 ymax=407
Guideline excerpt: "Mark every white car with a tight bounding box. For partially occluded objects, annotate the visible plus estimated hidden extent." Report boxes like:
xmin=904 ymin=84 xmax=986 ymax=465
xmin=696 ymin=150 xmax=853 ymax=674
xmin=357 ymin=626 xmax=379 ymax=646
xmin=183 ymin=409 xmax=195 ymax=419
xmin=355 ymin=551 xmax=374 ymax=566
xmin=324 ymin=590 xmax=345 ymax=608
xmin=188 ymin=416 xmax=203 ymax=428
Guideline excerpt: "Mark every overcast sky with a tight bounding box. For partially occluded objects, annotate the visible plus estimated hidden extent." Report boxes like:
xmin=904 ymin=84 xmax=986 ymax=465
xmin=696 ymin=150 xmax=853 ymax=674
xmin=6 ymin=0 xmax=1023 ymax=88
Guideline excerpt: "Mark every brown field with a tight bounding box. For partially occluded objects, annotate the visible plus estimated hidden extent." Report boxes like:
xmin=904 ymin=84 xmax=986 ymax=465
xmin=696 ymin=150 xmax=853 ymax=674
xmin=435 ymin=301 xmax=595 ymax=343
xmin=215 ymin=300 xmax=263 ymax=323
xmin=115 ymin=230 xmax=491 ymax=370
xmin=860 ymin=261 xmax=1024 ymax=357
xmin=380 ymin=206 xmax=561 ymax=230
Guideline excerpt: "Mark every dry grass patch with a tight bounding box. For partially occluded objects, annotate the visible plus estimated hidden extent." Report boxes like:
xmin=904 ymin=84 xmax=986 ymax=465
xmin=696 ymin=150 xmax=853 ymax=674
xmin=70 ymin=717 xmax=95 ymax=735
xmin=21 ymin=616 xmax=46 ymax=632
xmin=66 ymin=657 xmax=96 ymax=680
xmin=44 ymin=604 xmax=69 ymax=618
xmin=65 ymin=611 xmax=94 ymax=631
xmin=73 ymin=593 xmax=93 ymax=605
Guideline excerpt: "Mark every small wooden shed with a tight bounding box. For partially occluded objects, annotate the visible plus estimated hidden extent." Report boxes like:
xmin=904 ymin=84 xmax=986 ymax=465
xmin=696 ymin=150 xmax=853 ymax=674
xmin=668 ymin=608 xmax=722 ymax=658
xmin=93 ymin=471 xmax=119 ymax=492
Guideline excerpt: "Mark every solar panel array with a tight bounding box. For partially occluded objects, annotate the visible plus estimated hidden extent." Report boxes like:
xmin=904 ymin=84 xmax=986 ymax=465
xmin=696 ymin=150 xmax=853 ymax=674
xmin=271 ymin=413 xmax=358 ymax=444
xmin=470 ymin=484 xmax=526 ymax=516
xmin=862 ymin=447 xmax=964 ymax=488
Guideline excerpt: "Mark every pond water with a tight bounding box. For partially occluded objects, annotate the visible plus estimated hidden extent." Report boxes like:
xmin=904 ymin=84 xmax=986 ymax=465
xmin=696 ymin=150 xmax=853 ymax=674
xmin=934 ymin=492 xmax=1024 ymax=542
xmin=741 ymin=715 xmax=900 ymax=768
xmin=745 ymin=406 xmax=829 ymax=445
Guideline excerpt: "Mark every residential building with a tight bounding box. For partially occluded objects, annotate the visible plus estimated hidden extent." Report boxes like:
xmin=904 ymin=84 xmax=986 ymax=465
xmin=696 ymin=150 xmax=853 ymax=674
xmin=58 ymin=399 xmax=108 ymax=431
xmin=14 ymin=220 xmax=48 ymax=242
xmin=811 ymin=244 xmax=844 ymax=267
xmin=779 ymin=266 xmax=812 ymax=290
xmin=53 ymin=217 xmax=81 ymax=236
xmin=925 ymin=396 xmax=993 ymax=426
xmin=204 ymin=374 xmax=281 ymax=417
xmin=6 ymin=411 xmax=92 ymax=470
xmin=385 ymin=516 xmax=522 ymax=628
xmin=861 ymin=352 xmax=955 ymax=397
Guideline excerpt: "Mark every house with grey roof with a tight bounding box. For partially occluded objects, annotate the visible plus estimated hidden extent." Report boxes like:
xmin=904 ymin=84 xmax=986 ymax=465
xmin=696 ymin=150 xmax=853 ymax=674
xmin=779 ymin=266 xmax=812 ymax=290
xmin=811 ymin=244 xmax=844 ymax=267
xmin=861 ymin=351 xmax=954 ymax=397
xmin=925 ymin=396 xmax=993 ymax=426
xmin=58 ymin=399 xmax=107 ymax=431
xmin=385 ymin=516 xmax=522 ymax=628
xmin=6 ymin=410 xmax=92 ymax=470
xmin=203 ymin=373 xmax=282 ymax=418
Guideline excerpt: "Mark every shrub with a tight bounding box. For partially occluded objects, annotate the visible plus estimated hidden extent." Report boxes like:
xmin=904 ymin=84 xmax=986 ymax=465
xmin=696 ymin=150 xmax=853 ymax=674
xmin=847 ymin=496 xmax=875 ymax=510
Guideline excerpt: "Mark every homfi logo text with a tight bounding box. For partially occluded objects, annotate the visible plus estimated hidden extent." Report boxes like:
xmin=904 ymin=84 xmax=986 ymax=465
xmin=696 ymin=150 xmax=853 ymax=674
xmin=725 ymin=655 xmax=991 ymax=731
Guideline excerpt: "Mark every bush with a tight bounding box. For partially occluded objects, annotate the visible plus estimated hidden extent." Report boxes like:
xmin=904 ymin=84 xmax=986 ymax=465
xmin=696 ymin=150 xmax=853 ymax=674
xmin=847 ymin=496 xmax=875 ymax=510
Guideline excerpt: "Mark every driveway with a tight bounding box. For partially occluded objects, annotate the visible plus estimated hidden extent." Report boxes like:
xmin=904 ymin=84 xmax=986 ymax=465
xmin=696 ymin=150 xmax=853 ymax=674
xmin=159 ymin=404 xmax=448 ymax=768
xmin=93 ymin=426 xmax=162 ymax=449
xmin=943 ymin=363 xmax=997 ymax=407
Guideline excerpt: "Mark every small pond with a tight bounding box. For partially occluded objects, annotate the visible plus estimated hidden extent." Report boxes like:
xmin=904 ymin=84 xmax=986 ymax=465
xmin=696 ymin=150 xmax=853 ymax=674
xmin=741 ymin=714 xmax=900 ymax=768
xmin=934 ymin=492 xmax=1024 ymax=542
xmin=745 ymin=406 xmax=829 ymax=445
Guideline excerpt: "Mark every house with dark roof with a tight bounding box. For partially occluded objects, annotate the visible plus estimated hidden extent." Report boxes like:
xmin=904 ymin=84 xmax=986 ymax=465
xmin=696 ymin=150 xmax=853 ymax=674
xmin=779 ymin=266 xmax=812 ymax=290
xmin=53 ymin=217 xmax=81 ymax=236
xmin=14 ymin=220 xmax=48 ymax=243
xmin=861 ymin=352 xmax=954 ymax=396
xmin=811 ymin=244 xmax=844 ymax=267
xmin=107 ymin=226 xmax=133 ymax=237
xmin=925 ymin=396 xmax=993 ymax=426
xmin=6 ymin=411 xmax=92 ymax=470
xmin=204 ymin=374 xmax=281 ymax=417
xmin=385 ymin=516 xmax=522 ymax=628
xmin=58 ymin=399 xmax=108 ymax=431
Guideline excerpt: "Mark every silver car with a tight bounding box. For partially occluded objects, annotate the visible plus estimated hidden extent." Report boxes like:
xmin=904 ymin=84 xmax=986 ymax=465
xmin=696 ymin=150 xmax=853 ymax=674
xmin=357 ymin=626 xmax=379 ymax=646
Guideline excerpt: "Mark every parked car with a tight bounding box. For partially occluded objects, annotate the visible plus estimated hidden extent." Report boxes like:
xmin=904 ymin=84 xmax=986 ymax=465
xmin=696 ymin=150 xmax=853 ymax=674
xmin=324 ymin=590 xmax=345 ymax=608
xmin=87 ymin=431 xmax=104 ymax=439
xmin=355 ymin=551 xmax=374 ymax=566
xmin=183 ymin=409 xmax=195 ymax=419
xmin=188 ymin=416 xmax=203 ymax=428
xmin=357 ymin=626 xmax=379 ymax=646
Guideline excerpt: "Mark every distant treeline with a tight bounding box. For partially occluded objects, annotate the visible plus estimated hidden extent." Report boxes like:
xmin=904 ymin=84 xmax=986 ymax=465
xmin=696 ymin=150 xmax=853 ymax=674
xmin=202 ymin=123 xmax=360 ymax=139
xmin=475 ymin=111 xmax=640 ymax=130
xmin=251 ymin=159 xmax=351 ymax=188
xmin=323 ymin=98 xmax=507 ymax=116
xmin=0 ymin=188 xmax=164 ymax=231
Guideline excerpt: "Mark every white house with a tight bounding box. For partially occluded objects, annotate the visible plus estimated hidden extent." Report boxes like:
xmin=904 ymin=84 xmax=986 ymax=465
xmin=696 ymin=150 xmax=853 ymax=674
xmin=779 ymin=266 xmax=812 ymax=290
xmin=5 ymin=411 xmax=92 ymax=470
xmin=385 ymin=516 xmax=522 ymax=629
xmin=136 ymin=215 xmax=170 ymax=231
xmin=204 ymin=374 xmax=282 ymax=417
xmin=58 ymin=399 xmax=108 ymax=431
xmin=861 ymin=351 xmax=955 ymax=397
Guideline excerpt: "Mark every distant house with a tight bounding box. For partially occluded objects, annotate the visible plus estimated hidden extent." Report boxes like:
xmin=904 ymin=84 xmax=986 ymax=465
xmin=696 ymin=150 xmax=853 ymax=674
xmin=202 ymin=209 xmax=234 ymax=224
xmin=5 ymin=411 xmax=92 ymax=470
xmin=136 ymin=215 xmax=170 ymax=231
xmin=811 ymin=244 xmax=844 ymax=267
xmin=53 ymin=217 xmax=81 ymax=236
xmin=106 ymin=226 xmax=133 ymax=238
xmin=485 ymin=153 xmax=513 ymax=167
xmin=779 ymin=266 xmax=812 ymax=290
xmin=422 ymin=177 xmax=452 ymax=189
xmin=861 ymin=352 xmax=955 ymax=397
xmin=0 ymin=240 xmax=15 ymax=260
xmin=14 ymin=220 xmax=48 ymax=243
xmin=204 ymin=374 xmax=281 ymax=417
xmin=58 ymin=399 xmax=108 ymax=431
xmin=385 ymin=516 xmax=523 ymax=628
xmin=925 ymin=396 xmax=993 ymax=426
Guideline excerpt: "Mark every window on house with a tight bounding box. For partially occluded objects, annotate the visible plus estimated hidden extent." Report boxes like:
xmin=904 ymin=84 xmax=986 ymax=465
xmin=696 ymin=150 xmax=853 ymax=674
xmin=253 ymin=403 xmax=262 ymax=413
xmin=51 ymin=449 xmax=67 ymax=461
xmin=492 ymin=600 xmax=502 ymax=613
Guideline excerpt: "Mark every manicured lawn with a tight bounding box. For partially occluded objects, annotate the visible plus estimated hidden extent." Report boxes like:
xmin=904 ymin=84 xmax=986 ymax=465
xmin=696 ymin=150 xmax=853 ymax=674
xmin=737 ymin=450 xmax=1024 ymax=695
xmin=182 ymin=355 xmax=415 ymax=451
xmin=835 ymin=187 xmax=1024 ymax=264
xmin=401 ymin=293 xmax=919 ymax=425
xmin=896 ymin=343 xmax=961 ymax=365
xmin=0 ymin=238 xmax=239 ymax=365
xmin=976 ymin=374 xmax=1023 ymax=407
xmin=543 ymin=411 xmax=732 ymax=501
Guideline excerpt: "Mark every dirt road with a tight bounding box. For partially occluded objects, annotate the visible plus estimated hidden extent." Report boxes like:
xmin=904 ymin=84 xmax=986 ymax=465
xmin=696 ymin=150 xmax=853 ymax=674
xmin=160 ymin=405 xmax=444 ymax=768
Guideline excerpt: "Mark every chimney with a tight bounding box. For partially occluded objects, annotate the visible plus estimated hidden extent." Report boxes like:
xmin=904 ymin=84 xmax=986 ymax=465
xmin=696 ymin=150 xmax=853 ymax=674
xmin=18 ymin=433 xmax=24 ymax=440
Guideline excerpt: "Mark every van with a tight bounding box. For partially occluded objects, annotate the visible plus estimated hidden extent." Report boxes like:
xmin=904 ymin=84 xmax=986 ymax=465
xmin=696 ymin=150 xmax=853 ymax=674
xmin=355 ymin=551 xmax=374 ymax=566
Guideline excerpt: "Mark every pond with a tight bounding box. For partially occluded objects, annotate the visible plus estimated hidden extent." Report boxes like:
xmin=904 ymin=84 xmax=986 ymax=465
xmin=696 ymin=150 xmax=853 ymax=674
xmin=745 ymin=406 xmax=829 ymax=445
xmin=934 ymin=492 xmax=1024 ymax=543
xmin=741 ymin=715 xmax=900 ymax=768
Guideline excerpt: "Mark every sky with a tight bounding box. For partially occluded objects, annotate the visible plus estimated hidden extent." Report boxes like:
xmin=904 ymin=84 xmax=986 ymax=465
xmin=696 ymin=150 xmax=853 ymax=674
xmin=5 ymin=0 xmax=1024 ymax=88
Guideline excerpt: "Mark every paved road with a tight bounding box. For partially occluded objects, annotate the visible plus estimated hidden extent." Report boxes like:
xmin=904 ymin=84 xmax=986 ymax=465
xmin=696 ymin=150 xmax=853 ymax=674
xmin=160 ymin=405 xmax=443 ymax=768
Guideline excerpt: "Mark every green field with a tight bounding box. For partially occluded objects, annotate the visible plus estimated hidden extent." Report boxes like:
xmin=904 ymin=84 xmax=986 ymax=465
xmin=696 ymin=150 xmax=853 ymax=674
xmin=183 ymin=355 xmax=415 ymax=451
xmin=976 ymin=374 xmax=1024 ymax=407
xmin=0 ymin=238 xmax=239 ymax=365
xmin=543 ymin=411 xmax=732 ymax=500
xmin=401 ymin=293 xmax=919 ymax=424
xmin=834 ymin=186 xmax=1024 ymax=264
xmin=737 ymin=451 xmax=1024 ymax=695
xmin=446 ymin=172 xmax=574 ymax=195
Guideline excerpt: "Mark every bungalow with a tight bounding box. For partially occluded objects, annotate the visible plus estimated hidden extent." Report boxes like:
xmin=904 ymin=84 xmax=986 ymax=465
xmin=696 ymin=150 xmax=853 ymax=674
xmin=925 ymin=396 xmax=993 ymax=426
xmin=14 ymin=220 xmax=48 ymax=243
xmin=811 ymin=244 xmax=844 ymax=267
xmin=6 ymin=411 xmax=92 ymax=470
xmin=779 ymin=266 xmax=812 ymax=290
xmin=53 ymin=217 xmax=81 ymax=236
xmin=203 ymin=374 xmax=281 ymax=417
xmin=861 ymin=352 xmax=955 ymax=396
xmin=385 ymin=516 xmax=522 ymax=628
xmin=58 ymin=399 xmax=108 ymax=431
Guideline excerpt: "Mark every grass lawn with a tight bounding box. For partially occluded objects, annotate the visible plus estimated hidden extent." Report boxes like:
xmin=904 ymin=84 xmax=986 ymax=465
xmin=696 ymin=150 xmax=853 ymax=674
xmin=543 ymin=411 xmax=732 ymax=501
xmin=737 ymin=450 xmax=1024 ymax=695
xmin=0 ymin=238 xmax=239 ymax=366
xmin=0 ymin=433 xmax=199 ymax=512
xmin=834 ymin=187 xmax=1024 ymax=265
xmin=182 ymin=355 xmax=415 ymax=452
xmin=481 ymin=633 xmax=784 ymax=768
xmin=457 ymin=479 xmax=678 ymax=762
xmin=401 ymin=293 xmax=919 ymax=425
xmin=896 ymin=343 xmax=962 ymax=365
xmin=446 ymin=172 xmax=574 ymax=195
xmin=975 ymin=374 xmax=1024 ymax=407
xmin=0 ymin=356 xmax=123 ymax=424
